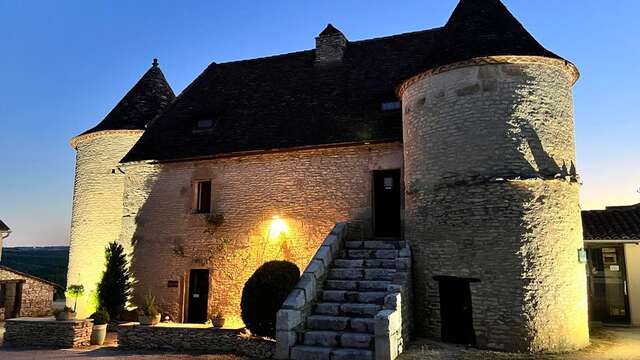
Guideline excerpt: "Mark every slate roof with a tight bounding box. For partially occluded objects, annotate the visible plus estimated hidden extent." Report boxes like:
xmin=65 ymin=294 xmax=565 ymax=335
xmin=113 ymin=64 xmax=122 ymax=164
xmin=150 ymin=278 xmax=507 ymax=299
xmin=0 ymin=265 xmax=61 ymax=288
xmin=81 ymin=61 xmax=175 ymax=136
xmin=0 ymin=220 xmax=9 ymax=232
xmin=582 ymin=204 xmax=640 ymax=240
xmin=429 ymin=0 xmax=561 ymax=69
xmin=121 ymin=0 xmax=566 ymax=163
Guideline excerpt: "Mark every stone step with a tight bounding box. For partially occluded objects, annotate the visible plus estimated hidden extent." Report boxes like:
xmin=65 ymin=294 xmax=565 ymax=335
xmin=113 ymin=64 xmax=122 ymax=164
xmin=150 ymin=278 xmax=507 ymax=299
xmin=303 ymin=330 xmax=374 ymax=349
xmin=325 ymin=280 xmax=391 ymax=292
xmin=344 ymin=249 xmax=398 ymax=259
xmin=291 ymin=346 xmax=373 ymax=360
xmin=321 ymin=290 xmax=388 ymax=304
xmin=333 ymin=259 xmax=397 ymax=269
xmin=306 ymin=315 xmax=376 ymax=333
xmin=314 ymin=303 xmax=381 ymax=317
xmin=345 ymin=241 xmax=401 ymax=250
xmin=327 ymin=268 xmax=395 ymax=281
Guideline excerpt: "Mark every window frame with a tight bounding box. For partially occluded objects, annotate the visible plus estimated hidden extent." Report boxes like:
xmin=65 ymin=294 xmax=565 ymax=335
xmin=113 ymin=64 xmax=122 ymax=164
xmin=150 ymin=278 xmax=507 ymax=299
xmin=193 ymin=180 xmax=213 ymax=214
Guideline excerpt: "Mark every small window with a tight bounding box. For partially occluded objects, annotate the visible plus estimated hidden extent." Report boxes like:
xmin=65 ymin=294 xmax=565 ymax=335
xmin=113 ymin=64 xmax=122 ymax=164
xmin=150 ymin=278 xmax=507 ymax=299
xmin=381 ymin=101 xmax=401 ymax=111
xmin=195 ymin=180 xmax=212 ymax=214
xmin=196 ymin=119 xmax=214 ymax=130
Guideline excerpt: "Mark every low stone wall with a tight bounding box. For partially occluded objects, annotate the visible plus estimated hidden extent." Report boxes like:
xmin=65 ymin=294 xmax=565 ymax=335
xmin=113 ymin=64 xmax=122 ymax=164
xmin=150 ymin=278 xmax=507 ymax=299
xmin=375 ymin=244 xmax=412 ymax=360
xmin=3 ymin=317 xmax=92 ymax=348
xmin=275 ymin=223 xmax=348 ymax=359
xmin=118 ymin=324 xmax=274 ymax=358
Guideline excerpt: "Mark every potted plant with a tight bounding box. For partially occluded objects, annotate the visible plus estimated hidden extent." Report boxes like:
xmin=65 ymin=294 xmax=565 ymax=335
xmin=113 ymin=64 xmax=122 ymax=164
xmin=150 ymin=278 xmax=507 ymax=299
xmin=89 ymin=309 xmax=110 ymax=345
xmin=137 ymin=291 xmax=161 ymax=325
xmin=212 ymin=313 xmax=225 ymax=328
xmin=65 ymin=284 xmax=85 ymax=314
xmin=54 ymin=306 xmax=76 ymax=321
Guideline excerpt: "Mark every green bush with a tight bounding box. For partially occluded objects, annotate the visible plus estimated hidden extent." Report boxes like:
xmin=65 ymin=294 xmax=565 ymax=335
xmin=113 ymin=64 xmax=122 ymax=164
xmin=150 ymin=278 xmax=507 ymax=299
xmin=97 ymin=242 xmax=133 ymax=319
xmin=90 ymin=309 xmax=111 ymax=325
xmin=240 ymin=261 xmax=300 ymax=337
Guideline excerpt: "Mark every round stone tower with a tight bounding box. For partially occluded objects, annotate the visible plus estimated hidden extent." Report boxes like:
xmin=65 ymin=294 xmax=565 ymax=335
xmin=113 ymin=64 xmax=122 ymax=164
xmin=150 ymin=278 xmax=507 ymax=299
xmin=67 ymin=60 xmax=174 ymax=317
xmin=398 ymin=0 xmax=589 ymax=352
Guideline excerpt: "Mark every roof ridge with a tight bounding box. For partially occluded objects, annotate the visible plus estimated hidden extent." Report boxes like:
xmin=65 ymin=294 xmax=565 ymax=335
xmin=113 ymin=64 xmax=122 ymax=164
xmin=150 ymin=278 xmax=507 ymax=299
xmin=207 ymin=27 xmax=442 ymax=68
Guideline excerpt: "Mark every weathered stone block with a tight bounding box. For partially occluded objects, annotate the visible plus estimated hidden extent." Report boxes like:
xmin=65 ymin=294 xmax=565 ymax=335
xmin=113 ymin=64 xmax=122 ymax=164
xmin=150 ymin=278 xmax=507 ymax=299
xmin=276 ymin=309 xmax=302 ymax=330
xmin=283 ymin=289 xmax=306 ymax=310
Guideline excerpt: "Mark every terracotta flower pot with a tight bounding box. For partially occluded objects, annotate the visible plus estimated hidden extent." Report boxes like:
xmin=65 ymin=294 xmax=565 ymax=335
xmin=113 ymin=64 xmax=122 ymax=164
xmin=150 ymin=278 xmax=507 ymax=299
xmin=90 ymin=324 xmax=107 ymax=345
xmin=138 ymin=313 xmax=161 ymax=325
xmin=212 ymin=317 xmax=225 ymax=328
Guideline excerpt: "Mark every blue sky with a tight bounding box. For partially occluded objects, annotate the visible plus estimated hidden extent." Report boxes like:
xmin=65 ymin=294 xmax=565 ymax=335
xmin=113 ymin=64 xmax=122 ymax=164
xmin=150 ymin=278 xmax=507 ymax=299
xmin=0 ymin=0 xmax=638 ymax=246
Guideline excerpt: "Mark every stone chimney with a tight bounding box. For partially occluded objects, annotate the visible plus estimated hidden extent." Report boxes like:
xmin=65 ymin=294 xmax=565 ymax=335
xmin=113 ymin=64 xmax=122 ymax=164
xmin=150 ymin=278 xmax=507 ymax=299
xmin=315 ymin=24 xmax=347 ymax=65
xmin=0 ymin=227 xmax=10 ymax=263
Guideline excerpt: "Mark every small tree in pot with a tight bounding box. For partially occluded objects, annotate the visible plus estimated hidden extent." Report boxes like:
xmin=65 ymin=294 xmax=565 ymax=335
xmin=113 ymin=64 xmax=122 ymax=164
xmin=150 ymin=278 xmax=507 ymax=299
xmin=57 ymin=284 xmax=84 ymax=320
xmin=89 ymin=309 xmax=110 ymax=345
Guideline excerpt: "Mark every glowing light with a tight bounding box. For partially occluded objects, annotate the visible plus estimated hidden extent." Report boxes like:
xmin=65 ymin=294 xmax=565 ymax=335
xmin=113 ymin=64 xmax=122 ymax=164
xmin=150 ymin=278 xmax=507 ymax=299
xmin=222 ymin=316 xmax=246 ymax=330
xmin=268 ymin=216 xmax=289 ymax=242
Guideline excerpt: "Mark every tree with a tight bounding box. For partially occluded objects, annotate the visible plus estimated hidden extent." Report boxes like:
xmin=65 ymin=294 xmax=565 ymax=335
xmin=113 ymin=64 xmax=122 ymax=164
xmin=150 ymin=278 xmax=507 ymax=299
xmin=66 ymin=284 xmax=85 ymax=312
xmin=96 ymin=242 xmax=133 ymax=319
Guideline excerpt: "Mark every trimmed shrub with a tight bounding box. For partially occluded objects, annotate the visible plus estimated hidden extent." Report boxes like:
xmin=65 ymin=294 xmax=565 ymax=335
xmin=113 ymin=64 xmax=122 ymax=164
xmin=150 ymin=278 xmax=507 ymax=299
xmin=90 ymin=309 xmax=111 ymax=325
xmin=97 ymin=242 xmax=133 ymax=319
xmin=241 ymin=260 xmax=300 ymax=337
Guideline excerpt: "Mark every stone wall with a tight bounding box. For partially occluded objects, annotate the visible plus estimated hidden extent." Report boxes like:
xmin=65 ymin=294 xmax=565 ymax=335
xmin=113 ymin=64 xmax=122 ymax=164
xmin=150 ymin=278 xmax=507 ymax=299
xmin=67 ymin=130 xmax=143 ymax=318
xmin=118 ymin=324 xmax=274 ymax=358
xmin=4 ymin=318 xmax=92 ymax=348
xmin=0 ymin=267 xmax=55 ymax=320
xmin=401 ymin=60 xmax=589 ymax=352
xmin=120 ymin=143 xmax=403 ymax=325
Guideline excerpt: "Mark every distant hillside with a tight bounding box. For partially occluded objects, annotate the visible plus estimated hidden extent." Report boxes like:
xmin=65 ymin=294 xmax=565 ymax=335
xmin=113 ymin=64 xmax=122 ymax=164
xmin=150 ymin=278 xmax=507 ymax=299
xmin=1 ymin=246 xmax=69 ymax=297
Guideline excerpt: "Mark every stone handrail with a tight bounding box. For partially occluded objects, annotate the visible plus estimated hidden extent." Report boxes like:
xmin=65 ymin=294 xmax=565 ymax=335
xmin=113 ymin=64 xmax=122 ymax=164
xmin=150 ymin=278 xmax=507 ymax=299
xmin=375 ymin=244 xmax=412 ymax=360
xmin=275 ymin=222 xmax=348 ymax=359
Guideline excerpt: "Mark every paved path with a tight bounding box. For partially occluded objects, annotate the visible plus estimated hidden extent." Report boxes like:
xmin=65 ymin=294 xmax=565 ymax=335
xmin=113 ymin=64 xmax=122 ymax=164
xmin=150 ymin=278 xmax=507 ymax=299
xmin=1 ymin=324 xmax=638 ymax=359
xmin=399 ymin=327 xmax=640 ymax=360
xmin=0 ymin=348 xmax=247 ymax=360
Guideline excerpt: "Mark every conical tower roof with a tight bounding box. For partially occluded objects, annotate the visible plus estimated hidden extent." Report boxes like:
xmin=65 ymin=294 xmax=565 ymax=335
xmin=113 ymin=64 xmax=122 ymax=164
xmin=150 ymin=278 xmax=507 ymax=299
xmin=81 ymin=59 xmax=175 ymax=135
xmin=430 ymin=0 xmax=563 ymax=69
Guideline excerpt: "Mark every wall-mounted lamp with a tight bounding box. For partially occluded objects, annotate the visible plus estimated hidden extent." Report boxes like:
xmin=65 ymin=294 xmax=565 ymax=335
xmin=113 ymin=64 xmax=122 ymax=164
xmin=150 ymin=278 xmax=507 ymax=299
xmin=268 ymin=216 xmax=289 ymax=243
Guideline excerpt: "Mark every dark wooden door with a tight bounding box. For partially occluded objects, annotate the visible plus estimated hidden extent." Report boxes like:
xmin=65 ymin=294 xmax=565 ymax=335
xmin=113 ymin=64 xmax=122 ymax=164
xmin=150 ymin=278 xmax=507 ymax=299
xmin=373 ymin=170 xmax=401 ymax=238
xmin=187 ymin=269 xmax=209 ymax=323
xmin=436 ymin=276 xmax=476 ymax=345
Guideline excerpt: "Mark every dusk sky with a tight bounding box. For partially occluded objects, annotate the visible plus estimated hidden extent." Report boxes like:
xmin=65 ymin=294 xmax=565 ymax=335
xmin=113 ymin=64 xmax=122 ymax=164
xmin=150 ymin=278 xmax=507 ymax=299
xmin=0 ymin=0 xmax=638 ymax=247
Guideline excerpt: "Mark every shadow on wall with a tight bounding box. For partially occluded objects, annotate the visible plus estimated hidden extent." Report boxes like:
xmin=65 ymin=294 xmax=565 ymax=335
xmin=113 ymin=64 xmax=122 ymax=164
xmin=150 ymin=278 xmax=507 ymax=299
xmin=407 ymin=67 xmax=587 ymax=351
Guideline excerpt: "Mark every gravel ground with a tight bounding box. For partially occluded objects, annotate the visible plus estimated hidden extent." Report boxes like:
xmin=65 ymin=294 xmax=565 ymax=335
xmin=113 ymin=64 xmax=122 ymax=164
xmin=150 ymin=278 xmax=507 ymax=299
xmin=1 ymin=323 xmax=638 ymax=359
xmin=399 ymin=327 xmax=640 ymax=360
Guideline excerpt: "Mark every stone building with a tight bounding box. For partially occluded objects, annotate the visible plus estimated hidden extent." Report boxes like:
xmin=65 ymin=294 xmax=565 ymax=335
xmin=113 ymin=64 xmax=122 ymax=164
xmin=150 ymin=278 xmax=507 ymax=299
xmin=0 ymin=220 xmax=57 ymax=321
xmin=582 ymin=204 xmax=640 ymax=326
xmin=67 ymin=0 xmax=590 ymax=353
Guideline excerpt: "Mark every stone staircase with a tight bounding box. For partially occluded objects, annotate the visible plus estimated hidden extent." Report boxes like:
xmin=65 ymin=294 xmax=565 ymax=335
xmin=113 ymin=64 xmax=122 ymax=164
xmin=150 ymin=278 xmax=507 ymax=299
xmin=290 ymin=240 xmax=404 ymax=360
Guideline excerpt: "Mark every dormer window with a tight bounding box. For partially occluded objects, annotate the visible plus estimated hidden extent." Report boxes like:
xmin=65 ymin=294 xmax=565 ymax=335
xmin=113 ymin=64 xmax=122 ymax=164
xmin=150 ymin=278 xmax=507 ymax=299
xmin=197 ymin=119 xmax=214 ymax=130
xmin=382 ymin=101 xmax=401 ymax=111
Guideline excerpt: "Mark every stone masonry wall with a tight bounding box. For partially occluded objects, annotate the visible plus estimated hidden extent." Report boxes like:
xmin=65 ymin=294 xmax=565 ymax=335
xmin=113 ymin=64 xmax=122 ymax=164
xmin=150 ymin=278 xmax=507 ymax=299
xmin=120 ymin=143 xmax=402 ymax=325
xmin=118 ymin=325 xmax=274 ymax=358
xmin=401 ymin=61 xmax=589 ymax=352
xmin=67 ymin=130 xmax=143 ymax=318
xmin=4 ymin=318 xmax=92 ymax=348
xmin=0 ymin=268 xmax=55 ymax=320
